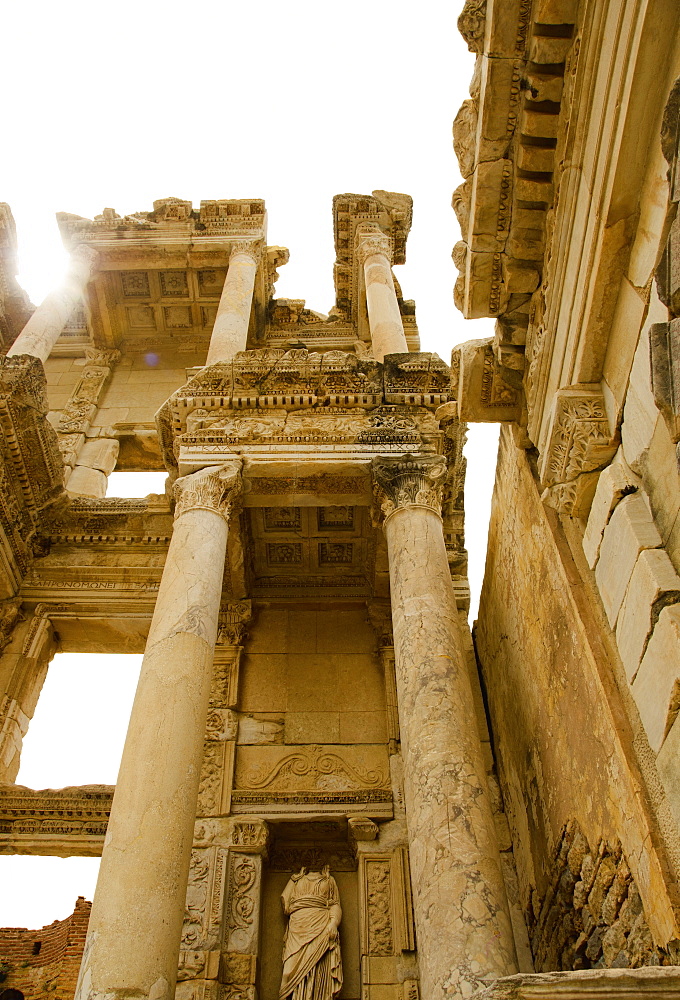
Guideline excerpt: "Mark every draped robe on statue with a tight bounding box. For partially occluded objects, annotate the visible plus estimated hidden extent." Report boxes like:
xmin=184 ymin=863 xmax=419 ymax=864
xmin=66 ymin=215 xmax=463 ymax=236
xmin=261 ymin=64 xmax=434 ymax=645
xmin=279 ymin=868 xmax=343 ymax=1000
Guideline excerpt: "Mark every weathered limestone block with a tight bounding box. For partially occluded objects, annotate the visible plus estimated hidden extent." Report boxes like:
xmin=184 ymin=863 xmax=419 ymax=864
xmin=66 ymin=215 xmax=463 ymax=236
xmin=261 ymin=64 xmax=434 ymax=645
xmin=582 ymin=460 xmax=638 ymax=569
xmin=66 ymin=465 xmax=108 ymax=498
xmin=622 ymin=326 xmax=660 ymax=475
xmin=656 ymin=713 xmax=680 ymax=829
xmin=76 ymin=437 xmax=119 ymax=475
xmin=616 ymin=549 xmax=680 ymax=682
xmin=594 ymin=494 xmax=662 ymax=627
xmin=631 ymin=605 xmax=680 ymax=751
xmin=454 ymin=338 xmax=521 ymax=423
xmin=650 ymin=318 xmax=680 ymax=445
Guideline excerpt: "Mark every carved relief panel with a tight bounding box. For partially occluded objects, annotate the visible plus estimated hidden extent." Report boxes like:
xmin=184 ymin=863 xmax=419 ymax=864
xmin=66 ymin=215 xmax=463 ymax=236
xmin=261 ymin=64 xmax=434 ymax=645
xmin=358 ymin=848 xmax=417 ymax=1000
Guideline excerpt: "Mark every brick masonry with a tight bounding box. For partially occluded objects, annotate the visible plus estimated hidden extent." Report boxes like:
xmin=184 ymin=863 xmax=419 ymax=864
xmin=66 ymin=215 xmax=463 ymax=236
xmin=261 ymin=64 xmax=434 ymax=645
xmin=0 ymin=898 xmax=90 ymax=1000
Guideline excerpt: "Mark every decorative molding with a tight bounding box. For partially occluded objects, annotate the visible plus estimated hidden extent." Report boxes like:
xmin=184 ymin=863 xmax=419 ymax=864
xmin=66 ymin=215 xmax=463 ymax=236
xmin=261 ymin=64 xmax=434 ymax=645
xmin=173 ymin=462 xmax=242 ymax=521
xmin=372 ymin=454 xmax=447 ymax=520
xmin=21 ymin=602 xmax=67 ymax=656
xmin=0 ymin=784 xmax=112 ymax=856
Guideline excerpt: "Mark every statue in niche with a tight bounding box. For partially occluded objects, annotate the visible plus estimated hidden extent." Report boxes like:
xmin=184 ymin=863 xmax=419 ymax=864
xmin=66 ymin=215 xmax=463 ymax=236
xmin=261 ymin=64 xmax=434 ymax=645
xmin=279 ymin=865 xmax=343 ymax=1000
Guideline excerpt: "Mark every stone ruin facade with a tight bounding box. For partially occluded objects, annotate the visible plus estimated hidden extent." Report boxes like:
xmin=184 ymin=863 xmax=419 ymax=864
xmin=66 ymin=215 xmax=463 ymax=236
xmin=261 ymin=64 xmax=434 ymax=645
xmin=1 ymin=2 xmax=680 ymax=1000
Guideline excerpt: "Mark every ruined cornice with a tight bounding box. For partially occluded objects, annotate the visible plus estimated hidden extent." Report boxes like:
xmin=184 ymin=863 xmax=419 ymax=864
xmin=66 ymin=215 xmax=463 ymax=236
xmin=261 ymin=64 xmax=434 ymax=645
xmin=453 ymin=0 xmax=578 ymax=359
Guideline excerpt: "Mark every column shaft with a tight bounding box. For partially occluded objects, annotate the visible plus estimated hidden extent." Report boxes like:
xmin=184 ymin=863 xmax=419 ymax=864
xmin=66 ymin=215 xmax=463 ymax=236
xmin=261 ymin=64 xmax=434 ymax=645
xmin=205 ymin=247 xmax=258 ymax=366
xmin=8 ymin=246 xmax=98 ymax=363
xmin=76 ymin=464 xmax=241 ymax=1000
xmin=358 ymin=233 xmax=408 ymax=361
xmin=374 ymin=456 xmax=517 ymax=1000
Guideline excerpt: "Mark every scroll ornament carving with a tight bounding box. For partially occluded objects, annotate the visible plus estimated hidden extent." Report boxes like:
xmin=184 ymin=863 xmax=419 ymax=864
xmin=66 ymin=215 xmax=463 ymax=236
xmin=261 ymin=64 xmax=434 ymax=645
xmin=228 ymin=856 xmax=257 ymax=931
xmin=372 ymin=454 xmax=447 ymax=519
xmin=355 ymin=229 xmax=393 ymax=267
xmin=243 ymin=745 xmax=386 ymax=790
xmin=173 ymin=463 xmax=242 ymax=521
xmin=366 ymin=861 xmax=393 ymax=956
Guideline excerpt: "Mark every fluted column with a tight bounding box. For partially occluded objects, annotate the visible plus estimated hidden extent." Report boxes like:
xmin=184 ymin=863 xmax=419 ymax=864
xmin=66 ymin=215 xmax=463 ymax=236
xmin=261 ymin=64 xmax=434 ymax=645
xmin=372 ymin=454 xmax=517 ymax=1000
xmin=76 ymin=462 xmax=242 ymax=1000
xmin=8 ymin=245 xmax=99 ymax=363
xmin=357 ymin=229 xmax=408 ymax=361
xmin=205 ymin=241 xmax=259 ymax=365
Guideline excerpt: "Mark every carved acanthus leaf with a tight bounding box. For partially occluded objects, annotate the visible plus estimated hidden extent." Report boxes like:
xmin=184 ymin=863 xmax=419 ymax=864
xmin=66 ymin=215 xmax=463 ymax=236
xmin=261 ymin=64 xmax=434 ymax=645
xmin=371 ymin=454 xmax=447 ymax=519
xmin=173 ymin=463 xmax=242 ymax=521
xmin=355 ymin=228 xmax=393 ymax=267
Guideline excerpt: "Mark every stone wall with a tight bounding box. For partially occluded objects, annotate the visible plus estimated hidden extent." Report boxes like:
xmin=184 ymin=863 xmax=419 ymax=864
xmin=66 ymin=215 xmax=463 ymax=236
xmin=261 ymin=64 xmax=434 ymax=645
xmin=0 ymin=897 xmax=90 ymax=1000
xmin=529 ymin=822 xmax=679 ymax=971
xmin=474 ymin=427 xmax=680 ymax=970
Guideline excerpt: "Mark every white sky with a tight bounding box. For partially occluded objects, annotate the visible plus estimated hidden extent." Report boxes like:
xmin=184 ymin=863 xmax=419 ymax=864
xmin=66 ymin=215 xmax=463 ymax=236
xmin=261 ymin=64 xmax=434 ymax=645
xmin=0 ymin=0 xmax=500 ymax=929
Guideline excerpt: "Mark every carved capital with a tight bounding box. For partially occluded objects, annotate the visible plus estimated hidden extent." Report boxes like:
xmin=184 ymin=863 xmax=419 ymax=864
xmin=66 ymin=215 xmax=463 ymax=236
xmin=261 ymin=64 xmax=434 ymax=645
xmin=173 ymin=462 xmax=242 ymax=521
xmin=372 ymin=454 xmax=447 ymax=520
xmin=229 ymin=239 xmax=262 ymax=265
xmin=356 ymin=228 xmax=393 ymax=267
xmin=70 ymin=244 xmax=100 ymax=274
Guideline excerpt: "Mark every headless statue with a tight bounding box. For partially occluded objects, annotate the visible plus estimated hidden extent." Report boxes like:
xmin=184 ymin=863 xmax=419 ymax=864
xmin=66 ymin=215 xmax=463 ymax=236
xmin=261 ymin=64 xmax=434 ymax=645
xmin=279 ymin=866 xmax=343 ymax=1000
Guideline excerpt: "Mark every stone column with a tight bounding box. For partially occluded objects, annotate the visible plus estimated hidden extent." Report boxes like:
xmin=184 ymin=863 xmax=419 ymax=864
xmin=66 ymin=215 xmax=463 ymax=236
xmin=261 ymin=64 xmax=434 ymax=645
xmin=372 ymin=454 xmax=517 ymax=1000
xmin=205 ymin=241 xmax=259 ymax=366
xmin=357 ymin=229 xmax=408 ymax=362
xmin=76 ymin=462 xmax=242 ymax=1000
xmin=8 ymin=245 xmax=99 ymax=363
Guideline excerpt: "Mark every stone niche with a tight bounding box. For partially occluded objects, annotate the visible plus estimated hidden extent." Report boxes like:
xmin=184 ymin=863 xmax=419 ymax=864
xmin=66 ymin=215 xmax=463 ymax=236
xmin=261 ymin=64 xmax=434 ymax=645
xmin=259 ymin=821 xmax=360 ymax=1000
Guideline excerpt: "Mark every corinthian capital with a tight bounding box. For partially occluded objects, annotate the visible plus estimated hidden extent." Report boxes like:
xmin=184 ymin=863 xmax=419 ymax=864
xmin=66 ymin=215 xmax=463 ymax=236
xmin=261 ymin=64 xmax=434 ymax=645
xmin=372 ymin=454 xmax=447 ymax=519
xmin=173 ymin=462 xmax=242 ymax=521
xmin=229 ymin=239 xmax=262 ymax=264
xmin=355 ymin=227 xmax=393 ymax=267
xmin=70 ymin=244 xmax=100 ymax=273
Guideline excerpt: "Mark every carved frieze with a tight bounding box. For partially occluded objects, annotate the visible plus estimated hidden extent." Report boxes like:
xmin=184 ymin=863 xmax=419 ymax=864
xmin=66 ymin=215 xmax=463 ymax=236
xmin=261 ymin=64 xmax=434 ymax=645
xmin=452 ymin=0 xmax=579 ymax=414
xmin=232 ymin=744 xmax=392 ymax=815
xmin=0 ymin=784 xmax=112 ymax=856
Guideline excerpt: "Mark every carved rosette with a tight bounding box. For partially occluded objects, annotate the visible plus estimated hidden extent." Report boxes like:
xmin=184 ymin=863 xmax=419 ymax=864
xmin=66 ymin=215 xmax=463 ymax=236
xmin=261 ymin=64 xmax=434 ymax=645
xmin=372 ymin=454 xmax=448 ymax=520
xmin=356 ymin=228 xmax=393 ymax=267
xmin=229 ymin=239 xmax=262 ymax=265
xmin=173 ymin=463 xmax=242 ymax=522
